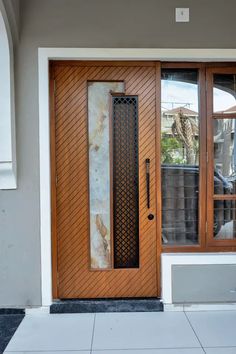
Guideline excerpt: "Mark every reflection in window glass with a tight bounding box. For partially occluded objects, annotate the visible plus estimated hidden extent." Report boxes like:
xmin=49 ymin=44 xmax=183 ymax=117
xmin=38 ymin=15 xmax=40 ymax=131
xmin=161 ymin=69 xmax=199 ymax=245
xmin=214 ymin=119 xmax=236 ymax=194
xmin=213 ymin=74 xmax=236 ymax=113
xmin=214 ymin=200 xmax=236 ymax=239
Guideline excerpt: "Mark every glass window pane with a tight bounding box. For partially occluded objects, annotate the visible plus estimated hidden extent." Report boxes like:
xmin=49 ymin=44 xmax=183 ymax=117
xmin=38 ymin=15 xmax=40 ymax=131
xmin=161 ymin=69 xmax=199 ymax=245
xmin=213 ymin=74 xmax=236 ymax=114
xmin=214 ymin=119 xmax=236 ymax=194
xmin=214 ymin=200 xmax=236 ymax=239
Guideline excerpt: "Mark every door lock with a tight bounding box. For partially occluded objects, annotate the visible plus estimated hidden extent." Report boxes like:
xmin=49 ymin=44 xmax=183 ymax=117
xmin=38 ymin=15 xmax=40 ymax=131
xmin=148 ymin=214 xmax=154 ymax=220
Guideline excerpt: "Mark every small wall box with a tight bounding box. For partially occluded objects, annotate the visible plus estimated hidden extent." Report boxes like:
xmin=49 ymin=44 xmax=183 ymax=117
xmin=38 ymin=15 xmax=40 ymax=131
xmin=175 ymin=8 xmax=189 ymax=22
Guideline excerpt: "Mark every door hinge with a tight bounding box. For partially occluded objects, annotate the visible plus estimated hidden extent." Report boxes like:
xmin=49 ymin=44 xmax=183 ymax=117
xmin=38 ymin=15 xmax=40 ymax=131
xmin=206 ymin=151 xmax=209 ymax=163
xmin=205 ymin=221 xmax=208 ymax=233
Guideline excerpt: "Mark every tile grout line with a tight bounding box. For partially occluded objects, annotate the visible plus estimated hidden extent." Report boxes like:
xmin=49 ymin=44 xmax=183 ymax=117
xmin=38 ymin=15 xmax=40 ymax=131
xmin=90 ymin=313 xmax=96 ymax=354
xmin=184 ymin=311 xmax=206 ymax=354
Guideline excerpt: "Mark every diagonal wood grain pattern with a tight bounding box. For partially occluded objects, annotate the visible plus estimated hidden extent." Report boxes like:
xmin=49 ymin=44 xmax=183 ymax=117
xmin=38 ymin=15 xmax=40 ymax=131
xmin=53 ymin=63 xmax=158 ymax=298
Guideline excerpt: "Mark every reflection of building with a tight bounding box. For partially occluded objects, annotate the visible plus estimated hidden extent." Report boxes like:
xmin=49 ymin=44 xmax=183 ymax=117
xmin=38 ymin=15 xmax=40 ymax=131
xmin=216 ymin=104 xmax=236 ymax=115
xmin=214 ymin=105 xmax=236 ymax=178
xmin=162 ymin=106 xmax=199 ymax=135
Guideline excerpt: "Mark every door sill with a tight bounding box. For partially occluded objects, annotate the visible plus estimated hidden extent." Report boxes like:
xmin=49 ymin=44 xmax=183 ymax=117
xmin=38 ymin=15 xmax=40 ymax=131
xmin=50 ymin=298 xmax=163 ymax=313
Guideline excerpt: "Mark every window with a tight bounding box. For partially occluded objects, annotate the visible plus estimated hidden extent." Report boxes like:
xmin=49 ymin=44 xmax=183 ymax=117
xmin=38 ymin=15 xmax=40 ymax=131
xmin=207 ymin=67 xmax=236 ymax=247
xmin=161 ymin=68 xmax=200 ymax=246
xmin=161 ymin=63 xmax=236 ymax=251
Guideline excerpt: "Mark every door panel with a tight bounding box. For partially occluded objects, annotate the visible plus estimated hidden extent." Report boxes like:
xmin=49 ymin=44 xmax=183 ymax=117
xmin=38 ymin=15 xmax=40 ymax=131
xmin=51 ymin=62 xmax=159 ymax=298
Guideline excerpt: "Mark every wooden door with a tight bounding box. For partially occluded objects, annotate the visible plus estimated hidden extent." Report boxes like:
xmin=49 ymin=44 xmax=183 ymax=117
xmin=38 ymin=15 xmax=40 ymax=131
xmin=50 ymin=61 xmax=160 ymax=299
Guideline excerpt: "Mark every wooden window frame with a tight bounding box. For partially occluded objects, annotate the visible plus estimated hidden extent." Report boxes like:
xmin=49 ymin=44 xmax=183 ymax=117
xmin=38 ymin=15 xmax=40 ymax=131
xmin=161 ymin=63 xmax=236 ymax=252
xmin=206 ymin=66 xmax=236 ymax=249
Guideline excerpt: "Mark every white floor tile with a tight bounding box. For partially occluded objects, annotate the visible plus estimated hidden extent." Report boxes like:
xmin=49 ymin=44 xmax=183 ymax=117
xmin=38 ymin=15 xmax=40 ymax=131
xmin=92 ymin=349 xmax=204 ymax=354
xmin=5 ymin=314 xmax=94 ymax=352
xmin=92 ymin=312 xmax=200 ymax=350
xmin=186 ymin=311 xmax=236 ymax=347
xmin=204 ymin=348 xmax=236 ymax=354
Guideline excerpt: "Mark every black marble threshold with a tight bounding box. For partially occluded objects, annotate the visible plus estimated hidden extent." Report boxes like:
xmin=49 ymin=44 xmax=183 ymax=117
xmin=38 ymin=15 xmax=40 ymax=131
xmin=0 ymin=310 xmax=25 ymax=354
xmin=50 ymin=298 xmax=163 ymax=313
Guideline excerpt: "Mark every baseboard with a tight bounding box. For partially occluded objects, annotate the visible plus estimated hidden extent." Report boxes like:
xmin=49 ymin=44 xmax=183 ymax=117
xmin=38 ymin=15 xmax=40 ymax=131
xmin=164 ymin=303 xmax=236 ymax=311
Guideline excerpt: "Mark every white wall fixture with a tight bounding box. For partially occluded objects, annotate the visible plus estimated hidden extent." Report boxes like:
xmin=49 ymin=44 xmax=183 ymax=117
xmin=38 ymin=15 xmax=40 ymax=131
xmin=175 ymin=8 xmax=189 ymax=22
xmin=161 ymin=253 xmax=236 ymax=304
xmin=0 ymin=0 xmax=17 ymax=189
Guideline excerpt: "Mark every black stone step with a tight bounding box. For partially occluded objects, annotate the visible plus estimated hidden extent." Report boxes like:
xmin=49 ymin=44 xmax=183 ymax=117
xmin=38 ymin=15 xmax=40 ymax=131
xmin=0 ymin=308 xmax=25 ymax=315
xmin=50 ymin=298 xmax=163 ymax=313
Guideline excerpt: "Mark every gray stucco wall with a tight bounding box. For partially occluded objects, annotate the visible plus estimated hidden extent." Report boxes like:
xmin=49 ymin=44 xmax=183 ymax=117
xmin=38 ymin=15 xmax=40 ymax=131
xmin=3 ymin=0 xmax=20 ymax=43
xmin=1 ymin=0 xmax=236 ymax=307
xmin=172 ymin=265 xmax=236 ymax=303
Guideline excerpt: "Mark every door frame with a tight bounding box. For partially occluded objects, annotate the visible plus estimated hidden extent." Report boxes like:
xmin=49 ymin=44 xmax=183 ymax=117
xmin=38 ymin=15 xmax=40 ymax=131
xmin=39 ymin=48 xmax=236 ymax=306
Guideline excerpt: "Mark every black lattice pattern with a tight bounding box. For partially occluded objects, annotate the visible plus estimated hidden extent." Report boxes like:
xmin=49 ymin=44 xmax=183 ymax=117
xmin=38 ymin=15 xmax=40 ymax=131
xmin=112 ymin=96 xmax=139 ymax=268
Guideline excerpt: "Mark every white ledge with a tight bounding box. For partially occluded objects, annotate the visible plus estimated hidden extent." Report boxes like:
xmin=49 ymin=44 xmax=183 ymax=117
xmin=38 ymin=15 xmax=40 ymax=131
xmin=0 ymin=162 xmax=16 ymax=189
xmin=162 ymin=253 xmax=236 ymax=304
xmin=39 ymin=47 xmax=236 ymax=61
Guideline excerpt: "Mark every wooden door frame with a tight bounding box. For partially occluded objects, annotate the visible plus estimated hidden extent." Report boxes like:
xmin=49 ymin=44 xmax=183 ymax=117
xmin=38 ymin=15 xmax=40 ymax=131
xmin=160 ymin=62 xmax=207 ymax=253
xmin=39 ymin=48 xmax=236 ymax=306
xmin=206 ymin=66 xmax=236 ymax=249
xmin=49 ymin=63 xmax=58 ymax=298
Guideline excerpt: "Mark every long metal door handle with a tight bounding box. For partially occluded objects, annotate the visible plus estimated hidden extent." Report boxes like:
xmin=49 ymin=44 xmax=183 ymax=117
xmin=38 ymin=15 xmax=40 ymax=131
xmin=146 ymin=158 xmax=150 ymax=209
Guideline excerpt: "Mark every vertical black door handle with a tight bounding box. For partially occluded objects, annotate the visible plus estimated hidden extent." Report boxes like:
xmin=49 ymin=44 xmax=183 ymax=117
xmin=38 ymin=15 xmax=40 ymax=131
xmin=146 ymin=158 xmax=150 ymax=209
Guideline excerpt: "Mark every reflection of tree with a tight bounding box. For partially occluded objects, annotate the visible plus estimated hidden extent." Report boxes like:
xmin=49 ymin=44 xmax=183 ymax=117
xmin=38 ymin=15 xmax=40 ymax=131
xmin=161 ymin=136 xmax=185 ymax=164
xmin=172 ymin=112 xmax=198 ymax=164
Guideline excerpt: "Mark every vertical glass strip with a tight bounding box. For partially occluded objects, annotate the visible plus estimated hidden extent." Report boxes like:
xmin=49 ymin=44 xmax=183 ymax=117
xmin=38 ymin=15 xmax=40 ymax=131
xmin=88 ymin=82 xmax=124 ymax=269
xmin=214 ymin=119 xmax=236 ymax=195
xmin=161 ymin=69 xmax=199 ymax=245
xmin=112 ymin=96 xmax=139 ymax=268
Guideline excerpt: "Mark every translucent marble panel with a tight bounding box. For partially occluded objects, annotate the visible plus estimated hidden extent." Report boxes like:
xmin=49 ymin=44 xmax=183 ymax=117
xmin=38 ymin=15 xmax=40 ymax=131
xmin=88 ymin=81 xmax=124 ymax=269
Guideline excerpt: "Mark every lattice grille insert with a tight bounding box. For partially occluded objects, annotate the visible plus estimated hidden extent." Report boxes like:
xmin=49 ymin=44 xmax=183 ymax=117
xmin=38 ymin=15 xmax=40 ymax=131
xmin=112 ymin=96 xmax=139 ymax=268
